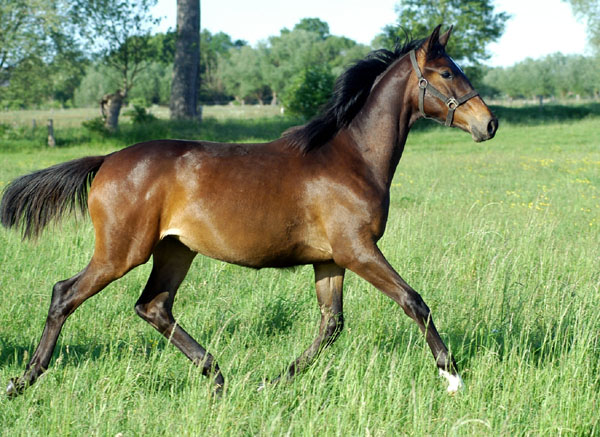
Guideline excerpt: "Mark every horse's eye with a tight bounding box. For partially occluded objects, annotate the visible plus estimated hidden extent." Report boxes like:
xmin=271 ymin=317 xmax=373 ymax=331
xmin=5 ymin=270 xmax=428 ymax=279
xmin=441 ymin=71 xmax=453 ymax=79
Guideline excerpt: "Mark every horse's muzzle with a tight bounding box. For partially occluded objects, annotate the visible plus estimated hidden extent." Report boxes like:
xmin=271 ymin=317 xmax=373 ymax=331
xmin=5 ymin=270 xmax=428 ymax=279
xmin=471 ymin=117 xmax=498 ymax=142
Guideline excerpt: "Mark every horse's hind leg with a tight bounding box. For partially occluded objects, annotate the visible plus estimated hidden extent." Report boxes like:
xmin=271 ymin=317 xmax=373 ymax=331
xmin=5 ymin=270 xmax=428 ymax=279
xmin=7 ymin=258 xmax=133 ymax=396
xmin=134 ymin=237 xmax=224 ymax=393
xmin=268 ymin=262 xmax=344 ymax=385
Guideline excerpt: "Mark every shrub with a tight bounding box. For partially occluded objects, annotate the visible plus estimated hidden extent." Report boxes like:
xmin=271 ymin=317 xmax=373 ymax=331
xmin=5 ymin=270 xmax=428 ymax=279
xmin=282 ymin=66 xmax=335 ymax=119
xmin=81 ymin=117 xmax=109 ymax=136
xmin=124 ymin=104 xmax=158 ymax=124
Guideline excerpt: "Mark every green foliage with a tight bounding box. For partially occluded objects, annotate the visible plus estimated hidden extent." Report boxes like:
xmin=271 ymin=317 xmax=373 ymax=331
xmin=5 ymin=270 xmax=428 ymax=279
xmin=0 ymin=0 xmax=63 ymax=72
xmin=293 ymin=17 xmax=330 ymax=40
xmin=261 ymin=30 xmax=324 ymax=104
xmin=70 ymin=0 xmax=160 ymax=104
xmin=49 ymin=39 xmax=89 ymax=106
xmin=0 ymin=1 xmax=87 ymax=108
xmin=200 ymin=30 xmax=246 ymax=104
xmin=282 ymin=66 xmax=335 ymax=119
xmin=147 ymin=31 xmax=176 ymax=65
xmin=81 ymin=116 xmax=110 ymax=136
xmin=0 ymin=56 xmax=53 ymax=109
xmin=127 ymin=62 xmax=173 ymax=106
xmin=124 ymin=104 xmax=158 ymax=124
xmin=483 ymin=54 xmax=600 ymax=100
xmin=564 ymin=0 xmax=600 ymax=52
xmin=374 ymin=0 xmax=509 ymax=87
xmin=73 ymin=64 xmax=120 ymax=107
xmin=219 ymin=45 xmax=269 ymax=104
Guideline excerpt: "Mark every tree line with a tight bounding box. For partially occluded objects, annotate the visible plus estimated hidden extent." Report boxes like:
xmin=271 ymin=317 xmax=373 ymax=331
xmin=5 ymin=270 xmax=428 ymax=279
xmin=2 ymin=0 xmax=599 ymax=124
xmin=482 ymin=54 xmax=600 ymax=103
xmin=1 ymin=0 xmax=200 ymax=129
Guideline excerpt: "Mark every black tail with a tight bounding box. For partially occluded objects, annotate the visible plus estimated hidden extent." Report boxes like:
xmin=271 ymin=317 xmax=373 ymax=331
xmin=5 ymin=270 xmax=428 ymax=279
xmin=1 ymin=155 xmax=106 ymax=239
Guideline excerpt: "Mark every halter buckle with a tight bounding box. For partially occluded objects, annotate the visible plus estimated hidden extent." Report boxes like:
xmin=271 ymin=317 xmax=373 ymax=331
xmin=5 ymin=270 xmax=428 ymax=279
xmin=418 ymin=78 xmax=428 ymax=89
xmin=446 ymin=98 xmax=458 ymax=110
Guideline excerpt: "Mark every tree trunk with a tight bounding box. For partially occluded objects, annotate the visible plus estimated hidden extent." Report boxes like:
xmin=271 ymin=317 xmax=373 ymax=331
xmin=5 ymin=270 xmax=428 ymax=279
xmin=47 ymin=119 xmax=55 ymax=147
xmin=170 ymin=0 xmax=200 ymax=120
xmin=101 ymin=90 xmax=125 ymax=132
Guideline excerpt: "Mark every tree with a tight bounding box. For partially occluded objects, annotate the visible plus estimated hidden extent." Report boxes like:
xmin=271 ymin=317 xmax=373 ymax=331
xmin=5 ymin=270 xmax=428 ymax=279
xmin=282 ymin=65 xmax=335 ymax=118
xmin=0 ymin=0 xmax=87 ymax=108
xmin=48 ymin=33 xmax=88 ymax=106
xmin=219 ymin=45 xmax=268 ymax=104
xmin=563 ymin=0 xmax=600 ymax=52
xmin=71 ymin=0 xmax=160 ymax=131
xmin=200 ymin=30 xmax=245 ymax=103
xmin=0 ymin=0 xmax=61 ymax=74
xmin=481 ymin=53 xmax=600 ymax=101
xmin=374 ymin=0 xmax=509 ymax=84
xmin=262 ymin=29 xmax=324 ymax=105
xmin=170 ymin=0 xmax=200 ymax=120
xmin=293 ymin=17 xmax=330 ymax=40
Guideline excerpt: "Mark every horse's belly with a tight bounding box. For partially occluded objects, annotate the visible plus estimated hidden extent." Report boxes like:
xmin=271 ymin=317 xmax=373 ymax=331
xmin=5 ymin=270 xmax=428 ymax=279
xmin=160 ymin=219 xmax=332 ymax=268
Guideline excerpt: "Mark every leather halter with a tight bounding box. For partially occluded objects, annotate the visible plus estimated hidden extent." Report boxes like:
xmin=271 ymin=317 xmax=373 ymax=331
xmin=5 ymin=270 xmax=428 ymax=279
xmin=409 ymin=50 xmax=479 ymax=127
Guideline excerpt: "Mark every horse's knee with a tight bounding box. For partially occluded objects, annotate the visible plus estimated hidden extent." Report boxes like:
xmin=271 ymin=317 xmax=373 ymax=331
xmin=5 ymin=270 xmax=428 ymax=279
xmin=401 ymin=289 xmax=430 ymax=321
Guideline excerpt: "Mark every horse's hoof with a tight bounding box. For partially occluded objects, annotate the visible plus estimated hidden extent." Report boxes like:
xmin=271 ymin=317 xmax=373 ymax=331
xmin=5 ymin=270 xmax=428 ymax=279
xmin=439 ymin=369 xmax=464 ymax=395
xmin=212 ymin=383 xmax=223 ymax=398
xmin=257 ymin=375 xmax=283 ymax=392
xmin=6 ymin=378 xmax=23 ymax=398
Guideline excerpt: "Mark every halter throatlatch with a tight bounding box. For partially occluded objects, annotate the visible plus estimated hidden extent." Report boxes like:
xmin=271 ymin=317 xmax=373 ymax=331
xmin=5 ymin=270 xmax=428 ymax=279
xmin=409 ymin=50 xmax=479 ymax=127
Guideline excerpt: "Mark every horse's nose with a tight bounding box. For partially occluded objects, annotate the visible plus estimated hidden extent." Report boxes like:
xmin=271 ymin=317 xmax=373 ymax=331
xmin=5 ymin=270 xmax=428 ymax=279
xmin=487 ymin=117 xmax=498 ymax=138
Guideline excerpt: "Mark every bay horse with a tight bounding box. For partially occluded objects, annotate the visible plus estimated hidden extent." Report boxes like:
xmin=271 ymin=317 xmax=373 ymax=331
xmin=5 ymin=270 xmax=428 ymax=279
xmin=1 ymin=25 xmax=497 ymax=397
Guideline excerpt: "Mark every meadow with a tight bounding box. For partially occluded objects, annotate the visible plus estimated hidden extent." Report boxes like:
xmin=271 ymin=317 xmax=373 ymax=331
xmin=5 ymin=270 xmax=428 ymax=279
xmin=0 ymin=104 xmax=599 ymax=435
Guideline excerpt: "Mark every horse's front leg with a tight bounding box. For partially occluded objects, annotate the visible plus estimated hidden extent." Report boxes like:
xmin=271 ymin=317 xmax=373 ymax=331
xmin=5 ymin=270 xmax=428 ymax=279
xmin=335 ymin=241 xmax=464 ymax=394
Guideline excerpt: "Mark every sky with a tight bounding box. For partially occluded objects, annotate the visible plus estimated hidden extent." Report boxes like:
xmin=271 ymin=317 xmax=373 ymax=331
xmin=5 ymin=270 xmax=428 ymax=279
xmin=152 ymin=0 xmax=590 ymax=67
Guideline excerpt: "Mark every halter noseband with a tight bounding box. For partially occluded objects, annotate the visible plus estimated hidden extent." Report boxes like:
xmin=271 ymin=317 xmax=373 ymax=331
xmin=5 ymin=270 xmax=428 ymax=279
xmin=409 ymin=50 xmax=479 ymax=127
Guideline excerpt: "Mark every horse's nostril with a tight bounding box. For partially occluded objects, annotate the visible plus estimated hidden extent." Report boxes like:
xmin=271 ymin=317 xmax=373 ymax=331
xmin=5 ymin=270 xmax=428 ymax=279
xmin=487 ymin=118 xmax=498 ymax=137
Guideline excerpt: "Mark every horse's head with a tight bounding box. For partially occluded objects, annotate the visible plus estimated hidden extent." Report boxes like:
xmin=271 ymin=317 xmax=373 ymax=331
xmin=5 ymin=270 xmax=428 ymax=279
xmin=410 ymin=25 xmax=498 ymax=142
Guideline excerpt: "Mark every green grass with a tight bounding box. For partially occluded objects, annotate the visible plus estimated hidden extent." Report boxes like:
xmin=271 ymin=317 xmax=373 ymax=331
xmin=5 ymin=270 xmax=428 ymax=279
xmin=0 ymin=105 xmax=599 ymax=435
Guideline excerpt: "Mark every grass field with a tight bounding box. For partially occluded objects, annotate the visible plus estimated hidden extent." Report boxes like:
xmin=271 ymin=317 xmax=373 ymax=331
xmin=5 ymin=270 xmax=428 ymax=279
xmin=0 ymin=105 xmax=599 ymax=435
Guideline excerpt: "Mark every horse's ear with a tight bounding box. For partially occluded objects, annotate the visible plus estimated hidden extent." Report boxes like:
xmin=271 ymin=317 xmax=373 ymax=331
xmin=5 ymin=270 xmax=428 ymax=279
xmin=426 ymin=24 xmax=443 ymax=53
xmin=438 ymin=25 xmax=453 ymax=48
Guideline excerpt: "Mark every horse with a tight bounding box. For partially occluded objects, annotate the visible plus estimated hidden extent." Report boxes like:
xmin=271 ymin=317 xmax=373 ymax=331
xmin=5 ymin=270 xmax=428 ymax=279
xmin=1 ymin=25 xmax=497 ymax=397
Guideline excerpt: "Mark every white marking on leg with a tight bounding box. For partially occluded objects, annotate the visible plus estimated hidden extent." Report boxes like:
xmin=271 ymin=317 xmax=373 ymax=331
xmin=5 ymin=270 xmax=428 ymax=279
xmin=439 ymin=368 xmax=464 ymax=394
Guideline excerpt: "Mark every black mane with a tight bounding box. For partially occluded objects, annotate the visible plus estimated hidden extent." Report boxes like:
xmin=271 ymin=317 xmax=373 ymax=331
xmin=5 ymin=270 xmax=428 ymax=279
xmin=285 ymin=37 xmax=426 ymax=153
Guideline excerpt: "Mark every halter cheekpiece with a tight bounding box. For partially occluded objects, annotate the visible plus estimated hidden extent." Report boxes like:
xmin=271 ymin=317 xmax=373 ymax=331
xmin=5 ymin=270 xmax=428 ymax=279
xmin=409 ymin=50 xmax=479 ymax=126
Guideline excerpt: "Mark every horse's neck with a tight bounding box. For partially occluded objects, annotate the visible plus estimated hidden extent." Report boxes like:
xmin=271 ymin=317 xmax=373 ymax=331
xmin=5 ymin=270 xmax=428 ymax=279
xmin=347 ymin=58 xmax=415 ymax=189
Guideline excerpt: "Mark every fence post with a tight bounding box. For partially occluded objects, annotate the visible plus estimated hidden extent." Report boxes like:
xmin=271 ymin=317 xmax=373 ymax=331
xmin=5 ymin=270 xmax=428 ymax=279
xmin=47 ymin=119 xmax=56 ymax=147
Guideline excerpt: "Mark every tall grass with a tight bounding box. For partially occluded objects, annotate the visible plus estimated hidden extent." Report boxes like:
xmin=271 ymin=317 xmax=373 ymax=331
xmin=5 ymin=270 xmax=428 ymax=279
xmin=0 ymin=105 xmax=599 ymax=435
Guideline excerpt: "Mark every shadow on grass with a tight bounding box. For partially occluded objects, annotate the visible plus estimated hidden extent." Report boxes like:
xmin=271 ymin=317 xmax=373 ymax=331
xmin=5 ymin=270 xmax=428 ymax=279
xmin=0 ymin=336 xmax=166 ymax=369
xmin=109 ymin=116 xmax=301 ymax=147
xmin=489 ymin=102 xmax=600 ymax=125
